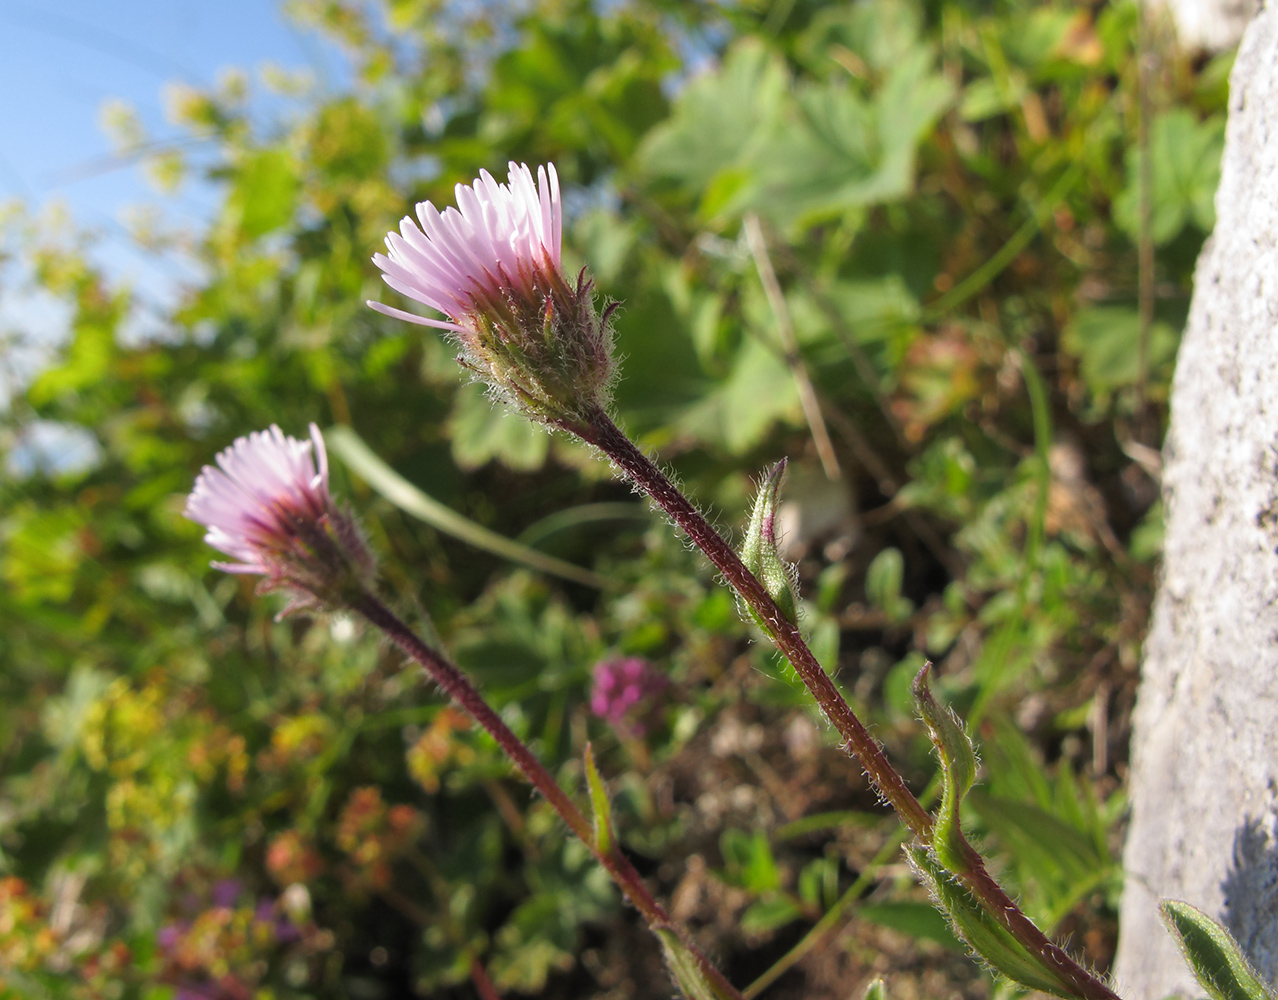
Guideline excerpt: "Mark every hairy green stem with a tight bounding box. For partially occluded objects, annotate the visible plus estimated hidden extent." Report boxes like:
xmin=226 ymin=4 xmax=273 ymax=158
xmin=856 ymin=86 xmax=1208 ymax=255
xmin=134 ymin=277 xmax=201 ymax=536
xmin=745 ymin=825 xmax=910 ymax=999
xmin=353 ymin=590 xmax=744 ymax=1000
xmin=576 ymin=406 xmax=1121 ymax=1000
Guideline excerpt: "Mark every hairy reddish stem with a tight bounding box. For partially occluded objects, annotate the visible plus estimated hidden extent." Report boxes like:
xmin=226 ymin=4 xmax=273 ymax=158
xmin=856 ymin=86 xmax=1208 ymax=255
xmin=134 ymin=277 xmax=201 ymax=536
xmin=353 ymin=591 xmax=744 ymax=1000
xmin=470 ymin=957 xmax=503 ymax=1000
xmin=576 ymin=408 xmax=933 ymax=836
xmin=576 ymin=407 xmax=1120 ymax=1000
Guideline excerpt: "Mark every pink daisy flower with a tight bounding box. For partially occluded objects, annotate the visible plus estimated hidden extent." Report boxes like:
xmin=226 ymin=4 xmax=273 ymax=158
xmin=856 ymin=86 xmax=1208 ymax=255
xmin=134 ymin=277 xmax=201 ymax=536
xmin=185 ymin=424 xmax=372 ymax=606
xmin=369 ymin=162 xmax=563 ymax=333
xmin=185 ymin=424 xmax=331 ymax=575
xmin=369 ymin=162 xmax=614 ymax=423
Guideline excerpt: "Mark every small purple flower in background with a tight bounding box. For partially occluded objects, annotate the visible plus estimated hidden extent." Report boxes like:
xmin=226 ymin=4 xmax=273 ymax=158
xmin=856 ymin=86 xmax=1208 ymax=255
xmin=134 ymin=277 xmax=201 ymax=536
xmin=210 ymin=878 xmax=242 ymax=909
xmin=590 ymin=658 xmax=668 ymax=737
xmin=369 ymin=162 xmax=615 ymax=423
xmin=157 ymin=922 xmax=186 ymax=951
xmin=185 ymin=424 xmax=374 ymax=611
xmin=253 ymin=897 xmax=302 ymax=944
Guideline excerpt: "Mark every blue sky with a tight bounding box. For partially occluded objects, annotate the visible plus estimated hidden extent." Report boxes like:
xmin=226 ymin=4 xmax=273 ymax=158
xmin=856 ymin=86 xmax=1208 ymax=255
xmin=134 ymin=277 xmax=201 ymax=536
xmin=0 ymin=0 xmax=351 ymax=456
xmin=0 ymin=0 xmax=346 ymax=296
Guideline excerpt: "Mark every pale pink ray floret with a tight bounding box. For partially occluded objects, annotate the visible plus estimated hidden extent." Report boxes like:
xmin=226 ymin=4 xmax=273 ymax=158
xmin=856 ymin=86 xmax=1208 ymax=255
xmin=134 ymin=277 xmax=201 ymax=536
xmin=369 ymin=161 xmax=563 ymax=331
xmin=184 ymin=424 xmax=332 ymax=576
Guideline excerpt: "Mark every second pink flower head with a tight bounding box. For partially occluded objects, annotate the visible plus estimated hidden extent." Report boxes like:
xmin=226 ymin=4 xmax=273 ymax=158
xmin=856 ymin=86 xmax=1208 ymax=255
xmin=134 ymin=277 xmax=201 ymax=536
xmin=185 ymin=424 xmax=374 ymax=611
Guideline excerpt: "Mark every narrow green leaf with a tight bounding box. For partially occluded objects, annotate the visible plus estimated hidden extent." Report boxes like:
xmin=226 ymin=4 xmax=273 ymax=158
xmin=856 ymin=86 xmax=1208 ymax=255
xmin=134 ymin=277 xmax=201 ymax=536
xmin=583 ymin=742 xmax=613 ymax=856
xmin=774 ymin=810 xmax=881 ymax=841
xmin=655 ymin=928 xmax=740 ymax=1000
xmin=514 ymin=502 xmax=650 ymax=548
xmin=739 ymin=459 xmax=799 ymax=627
xmin=912 ymin=663 xmax=977 ymax=871
xmin=966 ymin=788 xmax=1109 ymax=893
xmin=858 ymin=901 xmax=964 ymax=953
xmin=908 ymin=848 xmax=1075 ymax=997
xmin=325 ymin=425 xmax=609 ymax=589
xmin=1161 ymin=901 xmax=1277 ymax=1000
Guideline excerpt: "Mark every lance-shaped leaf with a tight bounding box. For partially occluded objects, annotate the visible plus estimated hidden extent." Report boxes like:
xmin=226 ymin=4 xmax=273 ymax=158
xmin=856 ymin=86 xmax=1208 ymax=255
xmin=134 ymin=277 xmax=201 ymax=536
xmin=912 ymin=662 xmax=977 ymax=872
xmin=862 ymin=979 xmax=888 ymax=1000
xmin=583 ymin=743 xmax=614 ymax=856
xmin=1161 ymin=901 xmax=1278 ymax=1000
xmin=908 ymin=847 xmax=1076 ymax=997
xmin=655 ymin=928 xmax=741 ymax=1000
xmin=739 ymin=459 xmax=799 ymax=628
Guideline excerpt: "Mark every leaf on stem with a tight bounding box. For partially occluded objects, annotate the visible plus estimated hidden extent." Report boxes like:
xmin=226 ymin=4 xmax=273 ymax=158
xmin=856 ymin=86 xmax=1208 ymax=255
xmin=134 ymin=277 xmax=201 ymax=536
xmin=908 ymin=848 xmax=1075 ymax=997
xmin=740 ymin=459 xmax=799 ymax=627
xmin=583 ymin=743 xmax=614 ymax=856
xmin=1161 ymin=901 xmax=1278 ymax=1000
xmin=912 ymin=662 xmax=977 ymax=872
xmin=862 ymin=979 xmax=888 ymax=1000
xmin=656 ymin=928 xmax=741 ymax=1000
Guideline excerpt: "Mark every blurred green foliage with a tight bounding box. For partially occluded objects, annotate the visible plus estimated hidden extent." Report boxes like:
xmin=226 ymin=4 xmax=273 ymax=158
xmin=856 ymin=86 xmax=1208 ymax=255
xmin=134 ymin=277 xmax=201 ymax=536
xmin=0 ymin=0 xmax=1227 ymax=997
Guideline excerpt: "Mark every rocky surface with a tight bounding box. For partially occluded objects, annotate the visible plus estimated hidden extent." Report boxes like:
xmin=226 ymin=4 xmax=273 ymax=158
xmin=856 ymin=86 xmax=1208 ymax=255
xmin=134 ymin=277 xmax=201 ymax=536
xmin=1114 ymin=7 xmax=1278 ymax=995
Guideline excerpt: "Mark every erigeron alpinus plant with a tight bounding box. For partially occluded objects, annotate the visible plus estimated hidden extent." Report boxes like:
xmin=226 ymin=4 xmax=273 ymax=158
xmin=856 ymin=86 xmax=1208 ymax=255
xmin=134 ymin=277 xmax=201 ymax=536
xmin=186 ymin=162 xmax=1265 ymax=1000
xmin=184 ymin=414 xmax=742 ymax=1000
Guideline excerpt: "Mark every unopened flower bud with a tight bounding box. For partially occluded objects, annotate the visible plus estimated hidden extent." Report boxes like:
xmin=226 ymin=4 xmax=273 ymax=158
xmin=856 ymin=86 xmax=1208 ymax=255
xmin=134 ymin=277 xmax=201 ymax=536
xmin=740 ymin=459 xmax=799 ymax=628
xmin=368 ymin=162 xmax=615 ymax=426
xmin=184 ymin=424 xmax=374 ymax=613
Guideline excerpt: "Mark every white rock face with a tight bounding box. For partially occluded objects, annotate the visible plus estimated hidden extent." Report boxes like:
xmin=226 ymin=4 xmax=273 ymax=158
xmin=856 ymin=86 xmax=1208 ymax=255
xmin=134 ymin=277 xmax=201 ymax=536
xmin=1147 ymin=0 xmax=1257 ymax=52
xmin=1114 ymin=8 xmax=1278 ymax=997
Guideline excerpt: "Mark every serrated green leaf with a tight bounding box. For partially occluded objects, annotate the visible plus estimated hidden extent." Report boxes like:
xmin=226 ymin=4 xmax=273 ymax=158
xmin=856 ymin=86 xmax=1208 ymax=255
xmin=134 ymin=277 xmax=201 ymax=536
xmin=583 ymin=742 xmax=613 ymax=856
xmin=1161 ymin=901 xmax=1278 ymax=1000
xmin=449 ymin=380 xmax=552 ymax=472
xmin=739 ymin=459 xmax=799 ymax=626
xmin=638 ymin=39 xmax=787 ymax=196
xmin=908 ymin=848 xmax=1075 ymax=997
xmin=912 ymin=663 xmax=977 ymax=871
xmin=797 ymin=1 xmax=925 ymax=73
xmin=656 ymin=928 xmax=741 ymax=1000
xmin=679 ymin=336 xmax=803 ymax=453
xmin=1062 ymin=306 xmax=1179 ymax=405
xmin=745 ymin=50 xmax=954 ymax=229
xmin=1114 ymin=108 xmax=1225 ymax=245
